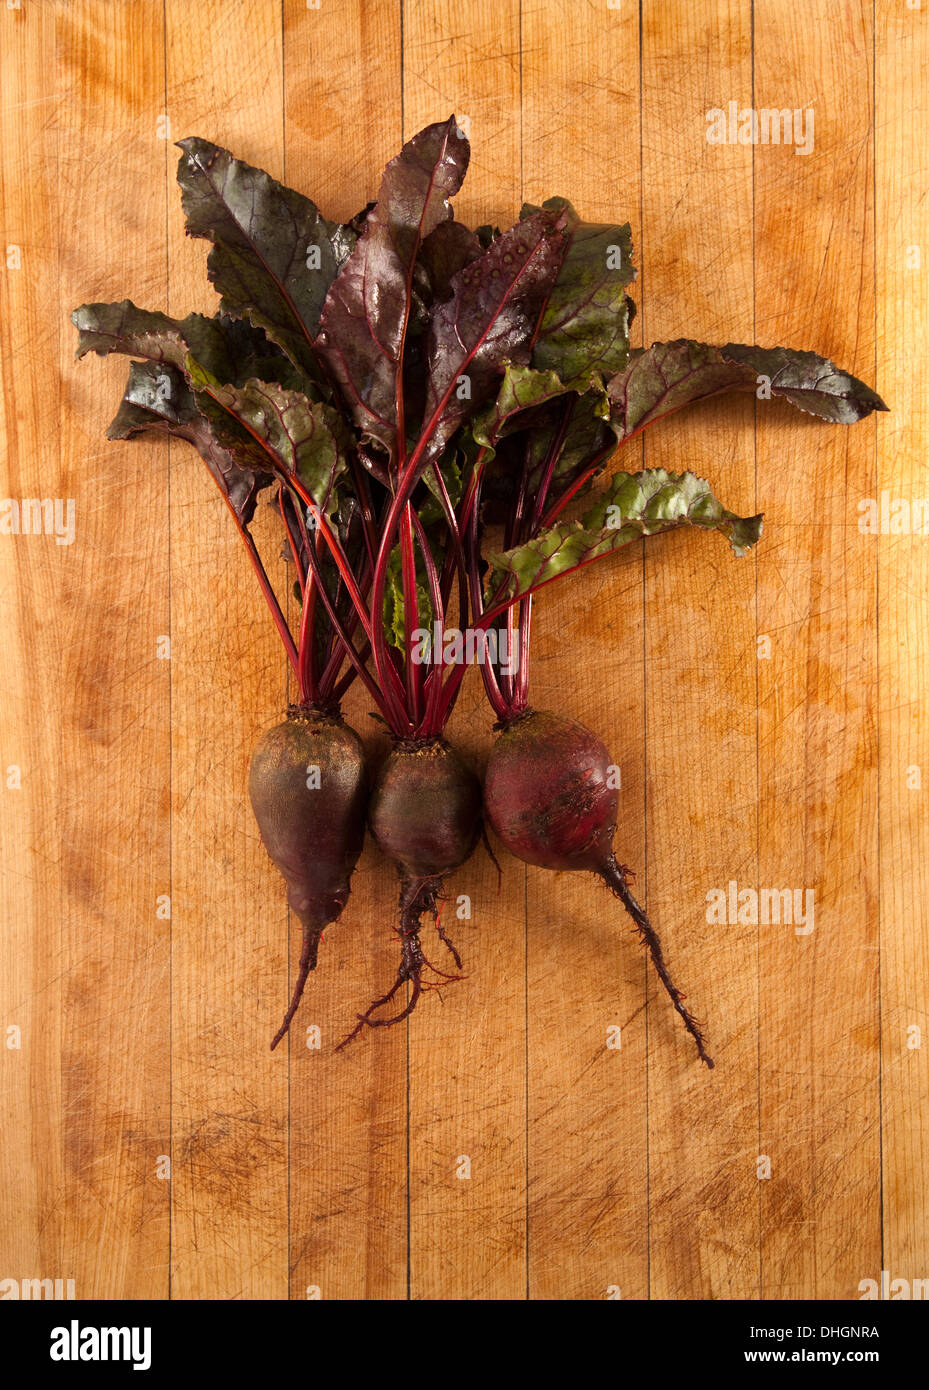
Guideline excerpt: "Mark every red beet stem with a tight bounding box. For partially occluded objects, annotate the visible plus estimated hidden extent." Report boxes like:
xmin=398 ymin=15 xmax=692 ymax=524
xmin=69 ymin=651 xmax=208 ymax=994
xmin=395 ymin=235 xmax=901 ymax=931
xmin=599 ymin=854 xmax=715 ymax=1069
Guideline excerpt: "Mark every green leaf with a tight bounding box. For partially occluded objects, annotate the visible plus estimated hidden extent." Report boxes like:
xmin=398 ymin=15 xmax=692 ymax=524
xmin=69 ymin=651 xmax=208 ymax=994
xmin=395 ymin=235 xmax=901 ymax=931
xmin=176 ymin=137 xmax=355 ymax=378
xmin=421 ymin=445 xmax=463 ymax=519
xmin=471 ymin=362 xmax=585 ymax=454
xmin=381 ymin=543 xmax=434 ymax=651
xmin=522 ymin=197 xmax=636 ymax=379
xmin=470 ymin=363 xmax=616 ymax=520
xmin=523 ymin=390 xmax=617 ymax=500
xmin=485 ymin=468 xmax=763 ymax=604
xmin=184 ymin=361 xmax=350 ymax=520
xmin=608 ymin=339 xmax=888 ymax=438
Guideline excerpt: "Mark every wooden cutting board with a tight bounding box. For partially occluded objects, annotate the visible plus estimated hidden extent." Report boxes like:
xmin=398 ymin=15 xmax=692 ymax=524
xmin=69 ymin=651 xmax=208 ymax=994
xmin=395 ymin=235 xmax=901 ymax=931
xmin=0 ymin=0 xmax=925 ymax=1301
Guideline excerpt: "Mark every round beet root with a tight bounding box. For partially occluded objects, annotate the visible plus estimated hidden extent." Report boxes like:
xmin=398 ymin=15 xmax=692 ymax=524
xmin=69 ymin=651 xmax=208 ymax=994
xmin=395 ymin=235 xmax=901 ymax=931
xmin=337 ymin=739 xmax=481 ymax=1047
xmin=249 ymin=706 xmax=368 ymax=1049
xmin=368 ymin=739 xmax=482 ymax=879
xmin=483 ymin=709 xmax=617 ymax=872
xmin=484 ymin=709 xmax=714 ymax=1068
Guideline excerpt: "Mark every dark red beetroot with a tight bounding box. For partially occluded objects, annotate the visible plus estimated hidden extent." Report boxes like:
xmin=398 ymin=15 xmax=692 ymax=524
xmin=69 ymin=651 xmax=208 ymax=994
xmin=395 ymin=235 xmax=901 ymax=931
xmin=249 ymin=706 xmax=368 ymax=1049
xmin=336 ymin=738 xmax=482 ymax=1046
xmin=483 ymin=708 xmax=714 ymax=1067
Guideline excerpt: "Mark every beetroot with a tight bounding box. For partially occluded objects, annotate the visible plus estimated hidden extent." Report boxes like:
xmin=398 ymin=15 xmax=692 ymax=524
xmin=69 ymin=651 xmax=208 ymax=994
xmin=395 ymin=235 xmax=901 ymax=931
xmin=75 ymin=119 xmax=885 ymax=1061
xmin=368 ymin=739 xmax=481 ymax=877
xmin=336 ymin=739 xmax=481 ymax=1046
xmin=483 ymin=708 xmax=714 ymax=1068
xmin=249 ymin=707 xmax=368 ymax=1049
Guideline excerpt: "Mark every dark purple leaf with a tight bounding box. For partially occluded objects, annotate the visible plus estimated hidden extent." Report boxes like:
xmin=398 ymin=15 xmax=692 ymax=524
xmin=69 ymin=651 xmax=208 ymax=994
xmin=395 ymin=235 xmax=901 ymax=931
xmin=416 ymin=206 xmax=570 ymax=472
xmin=107 ymin=359 xmax=272 ymax=524
xmin=315 ymin=116 xmax=471 ymax=465
xmin=72 ymin=300 xmax=234 ymax=376
xmin=608 ymin=339 xmax=888 ymax=438
xmin=176 ymin=137 xmax=358 ymax=379
xmin=184 ymin=360 xmax=351 ymax=521
xmin=416 ymin=219 xmax=483 ymax=307
xmin=71 ymin=300 xmax=303 ymax=390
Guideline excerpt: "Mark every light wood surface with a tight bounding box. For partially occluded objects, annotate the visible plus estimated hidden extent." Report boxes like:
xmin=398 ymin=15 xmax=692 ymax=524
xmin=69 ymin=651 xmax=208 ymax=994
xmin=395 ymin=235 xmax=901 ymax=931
xmin=0 ymin=0 xmax=924 ymax=1301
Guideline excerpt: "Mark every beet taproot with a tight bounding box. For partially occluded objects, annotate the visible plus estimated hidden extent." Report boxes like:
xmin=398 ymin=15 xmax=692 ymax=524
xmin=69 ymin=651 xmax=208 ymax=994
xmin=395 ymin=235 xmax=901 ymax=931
xmin=249 ymin=706 xmax=368 ymax=1049
xmin=483 ymin=708 xmax=714 ymax=1067
xmin=336 ymin=738 xmax=482 ymax=1046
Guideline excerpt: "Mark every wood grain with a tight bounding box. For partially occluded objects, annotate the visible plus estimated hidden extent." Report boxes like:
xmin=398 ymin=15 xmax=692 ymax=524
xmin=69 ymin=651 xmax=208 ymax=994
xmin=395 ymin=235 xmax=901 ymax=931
xmin=641 ymin=0 xmax=759 ymax=1300
xmin=1 ymin=0 xmax=172 ymax=1301
xmin=165 ymin=0 xmax=288 ymax=1300
xmin=0 ymin=0 xmax=66 ymax=1295
xmin=0 ymin=0 xmax=924 ymax=1302
xmin=55 ymin=0 xmax=172 ymax=1302
xmin=876 ymin=0 xmax=929 ymax=1296
xmin=754 ymin=0 xmax=881 ymax=1300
